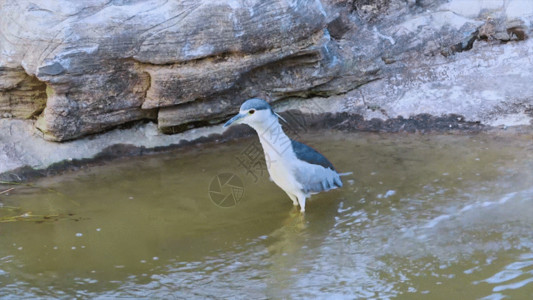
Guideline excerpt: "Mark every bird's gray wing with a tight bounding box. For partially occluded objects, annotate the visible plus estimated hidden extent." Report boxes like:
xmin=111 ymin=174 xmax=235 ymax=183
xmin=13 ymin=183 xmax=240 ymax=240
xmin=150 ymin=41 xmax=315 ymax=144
xmin=290 ymin=139 xmax=343 ymax=193
xmin=290 ymin=139 xmax=336 ymax=171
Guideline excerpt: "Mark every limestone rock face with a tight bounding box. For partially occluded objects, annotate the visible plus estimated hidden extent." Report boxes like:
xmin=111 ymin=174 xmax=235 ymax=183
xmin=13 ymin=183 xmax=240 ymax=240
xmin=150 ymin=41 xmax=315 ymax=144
xmin=1 ymin=0 xmax=364 ymax=141
xmin=313 ymin=0 xmax=533 ymax=127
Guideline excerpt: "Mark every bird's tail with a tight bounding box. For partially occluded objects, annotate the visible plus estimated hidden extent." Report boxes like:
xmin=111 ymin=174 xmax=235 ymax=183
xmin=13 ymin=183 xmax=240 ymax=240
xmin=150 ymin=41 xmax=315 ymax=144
xmin=338 ymin=172 xmax=353 ymax=177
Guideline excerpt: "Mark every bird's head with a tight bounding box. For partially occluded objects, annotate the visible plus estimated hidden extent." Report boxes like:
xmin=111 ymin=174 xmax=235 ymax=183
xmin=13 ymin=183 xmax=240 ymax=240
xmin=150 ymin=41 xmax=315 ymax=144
xmin=224 ymin=98 xmax=282 ymax=130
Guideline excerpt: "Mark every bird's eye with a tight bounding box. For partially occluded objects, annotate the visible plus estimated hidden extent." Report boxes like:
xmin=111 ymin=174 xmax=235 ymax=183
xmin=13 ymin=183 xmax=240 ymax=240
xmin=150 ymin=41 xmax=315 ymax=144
xmin=249 ymin=109 xmax=255 ymax=115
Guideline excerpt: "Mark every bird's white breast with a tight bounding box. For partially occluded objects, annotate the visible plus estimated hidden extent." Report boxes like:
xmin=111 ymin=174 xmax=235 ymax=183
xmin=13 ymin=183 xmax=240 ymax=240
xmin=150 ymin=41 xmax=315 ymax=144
xmin=268 ymin=159 xmax=301 ymax=194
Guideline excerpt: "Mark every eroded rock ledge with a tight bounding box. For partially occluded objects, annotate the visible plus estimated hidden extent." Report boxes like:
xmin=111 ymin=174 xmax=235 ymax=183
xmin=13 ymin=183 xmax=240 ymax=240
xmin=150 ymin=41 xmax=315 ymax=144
xmin=2 ymin=0 xmax=364 ymax=141
xmin=0 ymin=111 xmax=497 ymax=182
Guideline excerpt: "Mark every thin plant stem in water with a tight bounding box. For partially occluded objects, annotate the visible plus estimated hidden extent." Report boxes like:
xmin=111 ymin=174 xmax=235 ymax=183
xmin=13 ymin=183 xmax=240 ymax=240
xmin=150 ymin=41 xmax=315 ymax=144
xmin=0 ymin=187 xmax=15 ymax=195
xmin=0 ymin=181 xmax=80 ymax=206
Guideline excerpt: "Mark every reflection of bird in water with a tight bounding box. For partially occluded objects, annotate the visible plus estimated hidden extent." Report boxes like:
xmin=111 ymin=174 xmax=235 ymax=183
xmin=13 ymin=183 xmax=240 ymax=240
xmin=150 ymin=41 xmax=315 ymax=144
xmin=275 ymin=206 xmax=307 ymax=232
xmin=268 ymin=207 xmax=306 ymax=252
xmin=224 ymin=98 xmax=351 ymax=212
xmin=264 ymin=207 xmax=307 ymax=295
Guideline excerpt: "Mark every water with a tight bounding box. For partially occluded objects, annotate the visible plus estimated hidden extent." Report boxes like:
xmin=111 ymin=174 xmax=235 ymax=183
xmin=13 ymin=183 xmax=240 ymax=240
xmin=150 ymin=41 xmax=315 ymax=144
xmin=1 ymin=131 xmax=533 ymax=298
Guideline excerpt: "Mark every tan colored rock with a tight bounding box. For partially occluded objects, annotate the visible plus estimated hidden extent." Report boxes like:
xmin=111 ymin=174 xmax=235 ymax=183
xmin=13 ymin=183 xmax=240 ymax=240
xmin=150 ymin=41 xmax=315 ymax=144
xmin=0 ymin=67 xmax=46 ymax=119
xmin=1 ymin=0 xmax=343 ymax=141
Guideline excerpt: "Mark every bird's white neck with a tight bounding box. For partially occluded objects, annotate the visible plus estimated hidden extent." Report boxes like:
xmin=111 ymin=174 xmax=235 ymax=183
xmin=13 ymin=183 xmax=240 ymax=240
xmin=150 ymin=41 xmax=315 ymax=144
xmin=252 ymin=118 xmax=294 ymax=163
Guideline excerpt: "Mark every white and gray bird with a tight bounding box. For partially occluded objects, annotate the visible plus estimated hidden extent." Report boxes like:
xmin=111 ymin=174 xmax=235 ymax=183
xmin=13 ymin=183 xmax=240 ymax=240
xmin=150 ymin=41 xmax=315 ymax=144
xmin=224 ymin=98 xmax=350 ymax=212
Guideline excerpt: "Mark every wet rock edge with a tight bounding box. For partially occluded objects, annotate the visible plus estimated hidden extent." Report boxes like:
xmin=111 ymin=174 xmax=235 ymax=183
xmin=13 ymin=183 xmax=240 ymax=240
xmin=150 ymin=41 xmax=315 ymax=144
xmin=0 ymin=111 xmax=520 ymax=183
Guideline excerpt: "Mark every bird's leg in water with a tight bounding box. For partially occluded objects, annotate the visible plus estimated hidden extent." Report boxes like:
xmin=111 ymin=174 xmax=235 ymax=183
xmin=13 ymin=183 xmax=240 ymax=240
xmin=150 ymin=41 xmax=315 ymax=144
xmin=286 ymin=192 xmax=298 ymax=206
xmin=297 ymin=194 xmax=307 ymax=212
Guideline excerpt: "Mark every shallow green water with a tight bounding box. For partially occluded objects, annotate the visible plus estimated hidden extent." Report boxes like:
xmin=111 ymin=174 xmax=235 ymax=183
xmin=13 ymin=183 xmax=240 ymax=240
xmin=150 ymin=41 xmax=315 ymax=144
xmin=1 ymin=131 xmax=533 ymax=298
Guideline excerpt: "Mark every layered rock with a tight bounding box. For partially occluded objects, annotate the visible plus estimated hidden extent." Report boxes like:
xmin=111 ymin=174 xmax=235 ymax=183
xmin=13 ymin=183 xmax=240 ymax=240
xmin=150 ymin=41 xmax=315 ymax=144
xmin=0 ymin=0 xmax=532 ymax=144
xmin=308 ymin=0 xmax=533 ymax=128
xmin=1 ymin=0 xmax=367 ymax=141
xmin=0 ymin=67 xmax=47 ymax=118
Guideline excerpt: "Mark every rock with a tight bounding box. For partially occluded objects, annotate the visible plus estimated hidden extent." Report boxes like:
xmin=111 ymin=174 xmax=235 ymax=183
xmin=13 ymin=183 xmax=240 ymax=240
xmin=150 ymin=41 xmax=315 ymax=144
xmin=0 ymin=118 xmax=228 ymax=178
xmin=341 ymin=37 xmax=533 ymax=127
xmin=327 ymin=12 xmax=353 ymax=39
xmin=2 ymin=0 xmax=365 ymax=141
xmin=0 ymin=67 xmax=47 ymax=119
xmin=0 ymin=110 xmax=489 ymax=181
xmin=156 ymin=29 xmax=378 ymax=133
xmin=35 ymin=60 xmax=156 ymax=141
xmin=1 ymin=0 xmax=533 ymax=177
xmin=284 ymin=0 xmax=533 ymax=128
xmin=143 ymin=29 xmax=329 ymax=110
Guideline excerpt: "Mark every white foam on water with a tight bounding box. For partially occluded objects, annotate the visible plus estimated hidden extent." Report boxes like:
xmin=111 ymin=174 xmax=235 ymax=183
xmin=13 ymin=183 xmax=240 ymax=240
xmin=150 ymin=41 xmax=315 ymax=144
xmin=493 ymin=276 xmax=533 ymax=292
xmin=421 ymin=190 xmax=521 ymax=229
xmin=422 ymin=214 xmax=451 ymax=229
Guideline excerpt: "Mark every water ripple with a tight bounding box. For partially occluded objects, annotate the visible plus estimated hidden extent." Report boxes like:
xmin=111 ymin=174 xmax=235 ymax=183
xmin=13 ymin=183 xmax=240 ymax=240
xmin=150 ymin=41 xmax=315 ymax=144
xmin=479 ymin=252 xmax=533 ymax=294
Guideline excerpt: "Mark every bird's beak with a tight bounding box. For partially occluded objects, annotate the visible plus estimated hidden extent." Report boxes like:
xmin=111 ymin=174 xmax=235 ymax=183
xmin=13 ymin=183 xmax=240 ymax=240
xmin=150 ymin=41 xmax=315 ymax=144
xmin=223 ymin=112 xmax=247 ymax=128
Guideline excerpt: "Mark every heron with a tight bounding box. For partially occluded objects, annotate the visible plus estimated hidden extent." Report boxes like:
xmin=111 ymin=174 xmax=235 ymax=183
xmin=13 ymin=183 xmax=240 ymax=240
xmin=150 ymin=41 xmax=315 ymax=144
xmin=224 ymin=98 xmax=350 ymax=212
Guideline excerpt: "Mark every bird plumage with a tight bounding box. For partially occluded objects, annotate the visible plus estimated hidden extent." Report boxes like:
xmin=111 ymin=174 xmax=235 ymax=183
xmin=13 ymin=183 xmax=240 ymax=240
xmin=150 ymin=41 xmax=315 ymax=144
xmin=240 ymin=98 xmax=272 ymax=112
xmin=290 ymin=139 xmax=337 ymax=172
xmin=224 ymin=98 xmax=348 ymax=212
xmin=290 ymin=139 xmax=343 ymax=194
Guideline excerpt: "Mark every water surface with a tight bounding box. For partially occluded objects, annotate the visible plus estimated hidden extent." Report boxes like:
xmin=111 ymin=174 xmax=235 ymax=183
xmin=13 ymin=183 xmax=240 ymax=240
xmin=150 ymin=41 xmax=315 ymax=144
xmin=1 ymin=131 xmax=533 ymax=298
